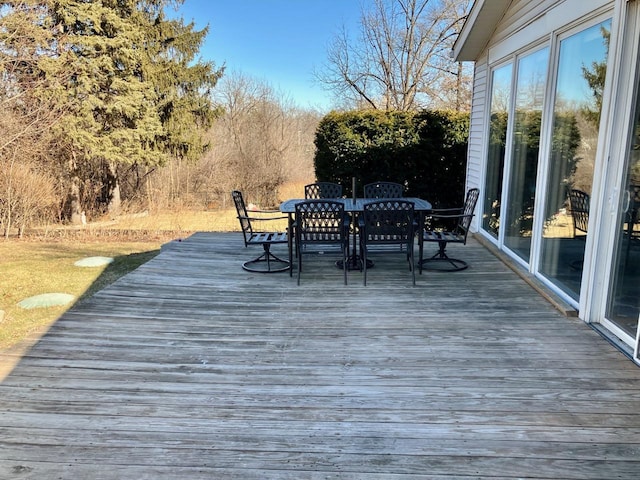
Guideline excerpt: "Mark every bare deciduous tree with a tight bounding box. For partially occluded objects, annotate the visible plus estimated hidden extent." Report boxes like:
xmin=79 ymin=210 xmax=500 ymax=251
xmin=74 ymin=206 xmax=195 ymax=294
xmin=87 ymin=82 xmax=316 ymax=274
xmin=205 ymin=72 xmax=319 ymax=207
xmin=318 ymin=0 xmax=472 ymax=111
xmin=0 ymin=1 xmax=69 ymax=235
xmin=0 ymin=103 xmax=59 ymax=236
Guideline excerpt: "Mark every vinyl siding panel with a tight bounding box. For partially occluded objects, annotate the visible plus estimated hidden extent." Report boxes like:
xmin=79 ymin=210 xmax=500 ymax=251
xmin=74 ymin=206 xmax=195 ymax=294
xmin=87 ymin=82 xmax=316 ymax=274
xmin=466 ymin=57 xmax=488 ymax=232
xmin=487 ymin=0 xmax=610 ymax=63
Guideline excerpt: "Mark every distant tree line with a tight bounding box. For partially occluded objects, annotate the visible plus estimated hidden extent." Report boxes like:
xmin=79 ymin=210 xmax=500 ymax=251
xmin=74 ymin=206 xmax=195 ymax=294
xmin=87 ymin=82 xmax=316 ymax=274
xmin=0 ymin=0 xmax=473 ymax=236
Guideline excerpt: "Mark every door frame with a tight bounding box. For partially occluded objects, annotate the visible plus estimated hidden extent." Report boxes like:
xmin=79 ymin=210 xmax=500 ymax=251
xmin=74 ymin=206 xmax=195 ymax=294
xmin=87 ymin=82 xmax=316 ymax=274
xmin=586 ymin=0 xmax=639 ymax=349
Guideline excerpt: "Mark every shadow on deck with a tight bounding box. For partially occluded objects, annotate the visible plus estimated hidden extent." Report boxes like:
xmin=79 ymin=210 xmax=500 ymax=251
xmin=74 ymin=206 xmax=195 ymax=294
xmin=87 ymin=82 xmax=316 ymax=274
xmin=1 ymin=232 xmax=640 ymax=479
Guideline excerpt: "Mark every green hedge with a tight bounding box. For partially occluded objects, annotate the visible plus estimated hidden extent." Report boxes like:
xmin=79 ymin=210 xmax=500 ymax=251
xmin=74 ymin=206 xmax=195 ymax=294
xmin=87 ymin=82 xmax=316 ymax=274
xmin=314 ymin=110 xmax=469 ymax=208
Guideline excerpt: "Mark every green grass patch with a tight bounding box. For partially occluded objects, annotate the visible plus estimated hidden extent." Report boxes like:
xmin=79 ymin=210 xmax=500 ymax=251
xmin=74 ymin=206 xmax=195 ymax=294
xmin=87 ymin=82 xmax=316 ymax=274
xmin=0 ymin=240 xmax=162 ymax=350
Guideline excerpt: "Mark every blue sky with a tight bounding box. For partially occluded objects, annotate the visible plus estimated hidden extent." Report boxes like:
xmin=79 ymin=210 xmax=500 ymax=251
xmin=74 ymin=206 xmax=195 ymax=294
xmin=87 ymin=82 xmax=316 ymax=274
xmin=172 ymin=0 xmax=363 ymax=111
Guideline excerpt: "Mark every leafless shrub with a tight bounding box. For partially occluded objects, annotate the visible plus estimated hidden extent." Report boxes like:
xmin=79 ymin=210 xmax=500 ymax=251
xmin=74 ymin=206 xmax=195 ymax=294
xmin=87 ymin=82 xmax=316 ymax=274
xmin=0 ymin=157 xmax=57 ymax=238
xmin=206 ymin=71 xmax=320 ymax=208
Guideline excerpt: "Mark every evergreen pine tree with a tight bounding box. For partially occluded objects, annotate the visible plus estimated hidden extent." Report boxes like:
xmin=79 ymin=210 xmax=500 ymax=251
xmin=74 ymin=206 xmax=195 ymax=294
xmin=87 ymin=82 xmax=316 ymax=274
xmin=46 ymin=0 xmax=223 ymax=217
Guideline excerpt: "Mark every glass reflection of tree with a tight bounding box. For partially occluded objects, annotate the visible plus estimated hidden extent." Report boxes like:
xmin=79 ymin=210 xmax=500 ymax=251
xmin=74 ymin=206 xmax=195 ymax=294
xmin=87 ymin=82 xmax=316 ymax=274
xmin=510 ymin=109 xmax=541 ymax=236
xmin=581 ymin=26 xmax=609 ymax=127
xmin=545 ymin=113 xmax=581 ymax=224
xmin=544 ymin=23 xmax=610 ymax=230
xmin=488 ymin=108 xmax=580 ymax=235
xmin=485 ymin=111 xmax=508 ymax=236
xmin=484 ymin=64 xmax=512 ymax=239
xmin=506 ymin=49 xmax=548 ymax=245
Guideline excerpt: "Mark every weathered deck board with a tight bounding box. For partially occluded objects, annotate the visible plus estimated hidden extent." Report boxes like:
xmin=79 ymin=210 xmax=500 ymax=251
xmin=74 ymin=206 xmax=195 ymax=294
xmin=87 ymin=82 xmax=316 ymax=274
xmin=1 ymin=232 xmax=640 ymax=479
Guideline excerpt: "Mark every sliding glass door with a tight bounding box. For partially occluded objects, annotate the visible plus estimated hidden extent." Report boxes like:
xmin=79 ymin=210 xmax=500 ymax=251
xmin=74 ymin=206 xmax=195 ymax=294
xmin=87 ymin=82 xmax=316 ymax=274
xmin=481 ymin=17 xmax=613 ymax=307
xmin=539 ymin=19 xmax=612 ymax=300
xmin=483 ymin=64 xmax=512 ymax=239
xmin=504 ymin=48 xmax=549 ymax=262
xmin=607 ymin=84 xmax=640 ymax=338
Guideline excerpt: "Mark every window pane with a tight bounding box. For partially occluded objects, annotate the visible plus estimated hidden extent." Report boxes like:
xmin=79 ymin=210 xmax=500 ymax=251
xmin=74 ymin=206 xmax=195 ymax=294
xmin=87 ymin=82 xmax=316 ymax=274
xmin=607 ymin=85 xmax=640 ymax=336
xmin=540 ymin=20 xmax=611 ymax=299
xmin=483 ymin=64 xmax=512 ymax=238
xmin=504 ymin=47 xmax=549 ymax=261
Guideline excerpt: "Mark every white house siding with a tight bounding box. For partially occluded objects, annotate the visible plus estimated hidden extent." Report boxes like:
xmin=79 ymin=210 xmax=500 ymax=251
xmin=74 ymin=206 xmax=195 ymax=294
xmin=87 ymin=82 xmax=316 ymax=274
xmin=466 ymin=58 xmax=487 ymax=233
xmin=488 ymin=0 xmax=553 ymax=49
xmin=486 ymin=0 xmax=608 ymax=60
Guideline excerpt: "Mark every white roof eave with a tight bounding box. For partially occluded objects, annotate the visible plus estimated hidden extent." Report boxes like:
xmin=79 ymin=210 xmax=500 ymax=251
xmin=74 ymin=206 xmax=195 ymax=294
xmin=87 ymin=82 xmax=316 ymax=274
xmin=453 ymin=0 xmax=512 ymax=62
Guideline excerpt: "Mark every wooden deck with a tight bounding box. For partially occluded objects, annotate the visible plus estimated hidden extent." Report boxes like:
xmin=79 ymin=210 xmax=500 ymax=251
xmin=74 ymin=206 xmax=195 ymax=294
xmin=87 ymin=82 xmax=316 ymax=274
xmin=2 ymin=232 xmax=640 ymax=479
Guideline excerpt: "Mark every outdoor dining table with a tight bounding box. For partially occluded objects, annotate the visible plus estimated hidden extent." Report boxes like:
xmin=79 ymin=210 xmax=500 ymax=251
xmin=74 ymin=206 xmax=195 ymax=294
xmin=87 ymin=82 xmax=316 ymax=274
xmin=279 ymin=197 xmax=432 ymax=271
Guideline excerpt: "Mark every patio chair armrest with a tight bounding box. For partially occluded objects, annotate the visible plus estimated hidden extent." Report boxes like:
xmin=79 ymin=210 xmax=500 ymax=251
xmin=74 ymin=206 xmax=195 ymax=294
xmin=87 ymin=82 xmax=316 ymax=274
xmin=253 ymin=208 xmax=282 ymax=214
xmin=241 ymin=214 xmax=288 ymax=222
xmin=427 ymin=212 xmax=473 ymax=221
xmin=428 ymin=207 xmax=464 ymax=215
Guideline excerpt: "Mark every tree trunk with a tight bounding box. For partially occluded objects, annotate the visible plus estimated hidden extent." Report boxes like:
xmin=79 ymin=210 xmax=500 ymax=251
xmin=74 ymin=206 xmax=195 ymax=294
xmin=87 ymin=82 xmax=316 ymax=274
xmin=3 ymin=215 xmax=10 ymax=239
xmin=455 ymin=62 xmax=462 ymax=112
xmin=68 ymin=179 xmax=84 ymax=225
xmin=105 ymin=161 xmax=121 ymax=216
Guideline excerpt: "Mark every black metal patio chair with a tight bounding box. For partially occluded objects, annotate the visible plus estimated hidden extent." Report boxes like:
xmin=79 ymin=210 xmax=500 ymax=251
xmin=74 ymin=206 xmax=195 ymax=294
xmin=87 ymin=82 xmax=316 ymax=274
xmin=359 ymin=200 xmax=416 ymax=286
xmin=569 ymin=189 xmax=590 ymax=238
xmin=294 ymin=200 xmax=350 ymax=285
xmin=627 ymin=184 xmax=640 ymax=241
xmin=567 ymin=189 xmax=591 ymax=270
xmin=304 ymin=182 xmax=343 ymax=199
xmin=363 ymin=181 xmax=404 ymax=199
xmin=419 ymin=188 xmax=479 ymax=272
xmin=231 ymin=190 xmax=290 ymax=273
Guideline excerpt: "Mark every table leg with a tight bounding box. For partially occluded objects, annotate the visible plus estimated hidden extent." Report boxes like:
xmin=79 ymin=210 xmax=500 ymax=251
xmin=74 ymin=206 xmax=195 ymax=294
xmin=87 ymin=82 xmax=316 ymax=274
xmin=287 ymin=213 xmax=294 ymax=277
xmin=336 ymin=211 xmax=373 ymax=271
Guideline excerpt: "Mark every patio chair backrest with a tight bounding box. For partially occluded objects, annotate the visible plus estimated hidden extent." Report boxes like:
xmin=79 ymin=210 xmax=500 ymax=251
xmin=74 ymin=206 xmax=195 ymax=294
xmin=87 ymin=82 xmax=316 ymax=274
xmin=294 ymin=199 xmax=349 ymax=285
xmin=569 ymin=189 xmax=590 ymax=236
xmin=458 ymin=188 xmax=480 ymax=237
xmin=364 ymin=181 xmax=404 ymax=199
xmin=360 ymin=199 xmax=416 ymax=286
xmin=361 ymin=200 xmax=415 ymax=245
xmin=295 ymin=200 xmax=348 ymax=243
xmin=232 ymin=190 xmax=253 ymax=245
xmin=304 ymin=182 xmax=343 ymax=199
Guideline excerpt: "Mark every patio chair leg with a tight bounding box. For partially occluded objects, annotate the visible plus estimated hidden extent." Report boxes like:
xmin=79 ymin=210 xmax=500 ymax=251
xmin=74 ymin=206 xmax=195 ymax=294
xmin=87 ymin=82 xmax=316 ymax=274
xmin=409 ymin=246 xmax=416 ymax=286
xmin=242 ymin=244 xmax=290 ymax=273
xmin=419 ymin=241 xmax=468 ymax=272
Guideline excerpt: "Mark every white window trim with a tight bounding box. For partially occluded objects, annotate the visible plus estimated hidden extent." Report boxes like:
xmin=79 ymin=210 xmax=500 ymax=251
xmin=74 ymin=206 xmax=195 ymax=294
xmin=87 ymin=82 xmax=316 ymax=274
xmin=586 ymin=0 xmax=640 ymax=348
xmin=478 ymin=60 xmax=513 ymax=249
xmin=532 ymin=11 xmax=617 ymax=309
